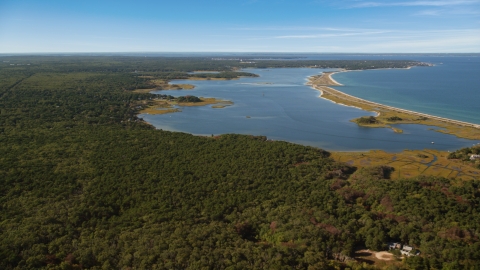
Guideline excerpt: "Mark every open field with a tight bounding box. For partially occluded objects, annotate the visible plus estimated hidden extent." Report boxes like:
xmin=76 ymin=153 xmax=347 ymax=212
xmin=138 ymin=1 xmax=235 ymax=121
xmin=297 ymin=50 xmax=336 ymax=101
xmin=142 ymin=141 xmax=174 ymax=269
xmin=308 ymin=72 xmax=480 ymax=140
xmin=354 ymin=249 xmax=402 ymax=269
xmin=331 ymin=149 xmax=480 ymax=180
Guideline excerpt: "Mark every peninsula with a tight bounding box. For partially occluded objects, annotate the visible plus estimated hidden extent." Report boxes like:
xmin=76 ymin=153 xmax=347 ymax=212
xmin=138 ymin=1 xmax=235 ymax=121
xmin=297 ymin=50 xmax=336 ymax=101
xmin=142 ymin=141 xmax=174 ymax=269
xmin=308 ymin=71 xmax=480 ymax=140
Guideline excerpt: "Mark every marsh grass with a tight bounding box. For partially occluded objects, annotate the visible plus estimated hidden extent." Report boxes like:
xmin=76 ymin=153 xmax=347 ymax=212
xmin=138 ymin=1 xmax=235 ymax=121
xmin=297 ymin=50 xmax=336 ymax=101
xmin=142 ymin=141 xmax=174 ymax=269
xmin=331 ymin=149 xmax=480 ymax=180
xmin=139 ymin=98 xmax=233 ymax=115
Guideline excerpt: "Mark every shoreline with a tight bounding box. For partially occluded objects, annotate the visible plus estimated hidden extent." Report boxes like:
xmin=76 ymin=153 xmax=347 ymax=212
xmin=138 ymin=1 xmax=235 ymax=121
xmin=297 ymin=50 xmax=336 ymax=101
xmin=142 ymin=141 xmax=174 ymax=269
xmin=326 ymin=71 xmax=344 ymax=86
xmin=137 ymin=68 xmax=480 ymax=142
xmin=308 ymin=72 xmax=480 ymax=140
xmin=133 ymin=71 xmax=480 ymax=180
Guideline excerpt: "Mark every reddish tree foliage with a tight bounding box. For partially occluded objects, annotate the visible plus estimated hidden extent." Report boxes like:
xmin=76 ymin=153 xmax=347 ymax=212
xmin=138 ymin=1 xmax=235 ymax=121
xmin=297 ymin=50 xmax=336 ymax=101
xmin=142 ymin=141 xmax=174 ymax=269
xmin=380 ymin=195 xmax=394 ymax=212
xmin=45 ymin=254 xmax=59 ymax=265
xmin=65 ymin=254 xmax=75 ymax=264
xmin=317 ymin=223 xmax=341 ymax=235
xmin=280 ymin=241 xmax=298 ymax=248
xmin=330 ymin=179 xmax=347 ymax=190
xmin=438 ymin=227 xmax=477 ymax=242
xmin=336 ymin=187 xmax=365 ymax=203
xmin=270 ymin=221 xmax=277 ymax=233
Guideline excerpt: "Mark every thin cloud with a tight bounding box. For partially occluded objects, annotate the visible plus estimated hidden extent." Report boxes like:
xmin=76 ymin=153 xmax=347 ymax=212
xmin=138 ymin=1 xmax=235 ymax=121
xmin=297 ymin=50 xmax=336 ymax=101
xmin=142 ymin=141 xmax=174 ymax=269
xmin=364 ymin=36 xmax=480 ymax=51
xmin=350 ymin=0 xmax=479 ymax=8
xmin=234 ymin=27 xmax=480 ymax=42
xmin=273 ymin=28 xmax=480 ymax=52
xmin=275 ymin=31 xmax=390 ymax=39
xmin=414 ymin=7 xmax=480 ymax=15
xmin=90 ymin=36 xmax=136 ymax=40
xmin=414 ymin=9 xmax=443 ymax=15
xmin=230 ymin=26 xmax=388 ymax=32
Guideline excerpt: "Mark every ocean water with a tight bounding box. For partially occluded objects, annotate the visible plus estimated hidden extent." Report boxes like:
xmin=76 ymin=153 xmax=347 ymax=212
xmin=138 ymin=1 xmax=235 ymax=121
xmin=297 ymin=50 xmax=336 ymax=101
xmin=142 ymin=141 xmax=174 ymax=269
xmin=140 ymin=56 xmax=480 ymax=152
xmin=331 ymin=56 xmax=480 ymax=124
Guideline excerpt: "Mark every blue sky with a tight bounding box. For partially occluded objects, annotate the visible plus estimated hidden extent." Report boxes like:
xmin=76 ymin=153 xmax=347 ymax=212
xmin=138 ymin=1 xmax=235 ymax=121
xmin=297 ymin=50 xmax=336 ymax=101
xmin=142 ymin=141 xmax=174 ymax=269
xmin=1 ymin=0 xmax=479 ymax=53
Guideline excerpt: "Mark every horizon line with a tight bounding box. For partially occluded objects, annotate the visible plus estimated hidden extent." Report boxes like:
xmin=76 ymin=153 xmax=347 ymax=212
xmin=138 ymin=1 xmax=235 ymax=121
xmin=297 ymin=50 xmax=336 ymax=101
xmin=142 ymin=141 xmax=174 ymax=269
xmin=1 ymin=52 xmax=480 ymax=55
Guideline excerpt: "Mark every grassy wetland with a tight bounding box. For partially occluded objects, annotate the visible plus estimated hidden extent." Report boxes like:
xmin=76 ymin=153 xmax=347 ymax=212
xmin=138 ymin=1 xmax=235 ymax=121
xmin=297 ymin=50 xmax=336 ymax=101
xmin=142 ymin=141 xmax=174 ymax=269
xmin=332 ymin=149 xmax=480 ymax=180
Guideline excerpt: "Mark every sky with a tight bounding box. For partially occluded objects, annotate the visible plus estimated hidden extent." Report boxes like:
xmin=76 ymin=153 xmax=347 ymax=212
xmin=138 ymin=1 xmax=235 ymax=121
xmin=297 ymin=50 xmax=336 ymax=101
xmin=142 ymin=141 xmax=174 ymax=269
xmin=0 ymin=0 xmax=479 ymax=53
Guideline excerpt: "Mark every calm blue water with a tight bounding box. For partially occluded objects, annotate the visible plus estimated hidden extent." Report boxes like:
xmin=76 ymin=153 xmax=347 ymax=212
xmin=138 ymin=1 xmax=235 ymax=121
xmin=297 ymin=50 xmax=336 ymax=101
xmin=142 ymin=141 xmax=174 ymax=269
xmin=140 ymin=56 xmax=480 ymax=152
xmin=331 ymin=56 xmax=480 ymax=124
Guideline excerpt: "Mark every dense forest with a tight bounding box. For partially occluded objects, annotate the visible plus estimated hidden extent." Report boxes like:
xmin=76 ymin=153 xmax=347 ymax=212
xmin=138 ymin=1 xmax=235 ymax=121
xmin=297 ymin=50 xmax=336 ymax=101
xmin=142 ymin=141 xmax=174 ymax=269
xmin=0 ymin=56 xmax=479 ymax=269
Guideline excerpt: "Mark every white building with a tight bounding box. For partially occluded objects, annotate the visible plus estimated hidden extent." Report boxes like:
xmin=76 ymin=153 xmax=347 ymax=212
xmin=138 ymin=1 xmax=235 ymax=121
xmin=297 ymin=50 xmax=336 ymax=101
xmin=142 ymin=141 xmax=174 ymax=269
xmin=470 ymin=154 xmax=480 ymax=161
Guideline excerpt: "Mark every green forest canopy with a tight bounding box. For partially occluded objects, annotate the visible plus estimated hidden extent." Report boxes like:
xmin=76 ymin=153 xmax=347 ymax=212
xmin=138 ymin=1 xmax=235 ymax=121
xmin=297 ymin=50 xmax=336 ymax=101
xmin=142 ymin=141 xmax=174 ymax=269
xmin=0 ymin=56 xmax=479 ymax=269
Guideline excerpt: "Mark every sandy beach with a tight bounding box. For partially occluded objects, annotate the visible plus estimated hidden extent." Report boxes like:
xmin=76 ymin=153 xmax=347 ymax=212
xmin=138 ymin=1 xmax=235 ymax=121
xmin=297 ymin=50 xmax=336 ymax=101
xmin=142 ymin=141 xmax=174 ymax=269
xmin=327 ymin=72 xmax=344 ymax=86
xmin=308 ymin=71 xmax=344 ymax=86
xmin=308 ymin=72 xmax=480 ymax=140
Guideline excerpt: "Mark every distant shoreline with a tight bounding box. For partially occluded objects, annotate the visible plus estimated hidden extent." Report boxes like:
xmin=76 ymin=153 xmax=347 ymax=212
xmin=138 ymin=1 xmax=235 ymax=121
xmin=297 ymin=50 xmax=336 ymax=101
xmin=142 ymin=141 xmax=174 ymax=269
xmin=307 ymin=71 xmax=480 ymax=140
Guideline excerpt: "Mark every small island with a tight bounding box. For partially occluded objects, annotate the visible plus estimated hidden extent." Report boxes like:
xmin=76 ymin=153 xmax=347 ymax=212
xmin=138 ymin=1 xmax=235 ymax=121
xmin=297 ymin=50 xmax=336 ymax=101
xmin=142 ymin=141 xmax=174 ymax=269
xmin=139 ymin=94 xmax=233 ymax=115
